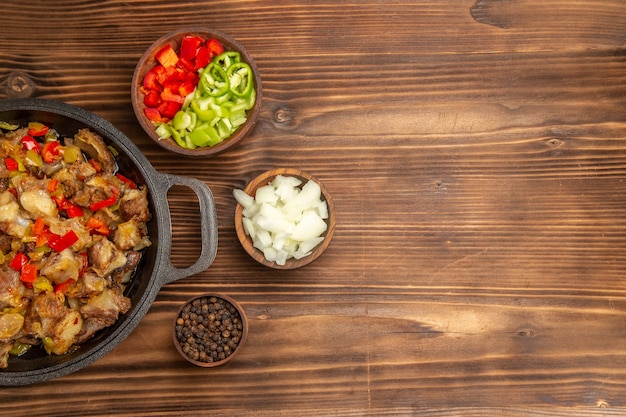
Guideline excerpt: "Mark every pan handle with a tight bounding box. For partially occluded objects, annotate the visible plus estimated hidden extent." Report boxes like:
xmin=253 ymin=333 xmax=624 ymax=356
xmin=153 ymin=172 xmax=218 ymax=286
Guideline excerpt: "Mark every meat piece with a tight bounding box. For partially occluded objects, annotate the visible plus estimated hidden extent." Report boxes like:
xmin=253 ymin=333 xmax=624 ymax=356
xmin=110 ymin=251 xmax=142 ymax=285
xmin=0 ymin=264 xmax=32 ymax=311
xmin=0 ymin=313 xmax=24 ymax=339
xmin=40 ymin=248 xmax=83 ymax=285
xmin=0 ymin=191 xmax=29 ymax=238
xmin=73 ymin=270 xmax=108 ymax=298
xmin=119 ymin=186 xmax=151 ymax=223
xmin=0 ymin=233 xmax=13 ymax=253
xmin=88 ymin=236 xmax=128 ymax=277
xmin=76 ymin=289 xmax=131 ymax=344
xmin=47 ymin=310 xmax=82 ymax=355
xmin=73 ymin=129 xmax=115 ymax=174
xmin=113 ymin=220 xmax=143 ymax=251
xmin=23 ymin=292 xmax=83 ymax=355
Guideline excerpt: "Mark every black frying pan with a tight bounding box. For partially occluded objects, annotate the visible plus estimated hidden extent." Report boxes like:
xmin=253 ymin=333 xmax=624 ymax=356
xmin=0 ymin=98 xmax=218 ymax=385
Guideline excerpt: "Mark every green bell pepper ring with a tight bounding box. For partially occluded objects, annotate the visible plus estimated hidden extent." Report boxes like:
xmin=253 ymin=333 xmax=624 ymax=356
xmin=227 ymin=62 xmax=254 ymax=98
xmin=214 ymin=51 xmax=241 ymax=70
xmin=199 ymin=63 xmax=229 ymax=97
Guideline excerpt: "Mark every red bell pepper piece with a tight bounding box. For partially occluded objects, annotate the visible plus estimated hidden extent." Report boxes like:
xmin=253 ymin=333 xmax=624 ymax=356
xmin=5 ymin=157 xmax=19 ymax=171
xmin=88 ymin=158 xmax=102 ymax=173
xmin=180 ymin=35 xmax=204 ymax=61
xmin=54 ymin=278 xmax=75 ymax=295
xmin=21 ymin=135 xmax=41 ymax=152
xmin=143 ymin=90 xmax=161 ymax=108
xmin=27 ymin=122 xmax=49 ymax=137
xmin=116 ymin=173 xmax=137 ymax=189
xmin=160 ymin=89 xmax=185 ymax=105
xmin=48 ymin=230 xmax=79 ymax=252
xmin=47 ymin=178 xmax=58 ymax=193
xmin=41 ymin=140 xmax=61 ymax=163
xmin=178 ymin=56 xmax=196 ymax=72
xmin=142 ymin=68 xmax=161 ymax=91
xmin=32 ymin=217 xmax=45 ymax=236
xmin=9 ymin=252 xmax=28 ymax=271
xmin=195 ymin=46 xmax=211 ymax=70
xmin=36 ymin=227 xmax=58 ymax=247
xmin=144 ymin=107 xmax=163 ymax=123
xmin=178 ymin=80 xmax=196 ymax=97
xmin=206 ymin=38 xmax=225 ymax=58
xmin=89 ymin=186 xmax=120 ymax=212
xmin=155 ymin=44 xmax=179 ymax=68
xmin=158 ymin=101 xmax=182 ymax=120
xmin=86 ymin=217 xmax=110 ymax=236
xmin=20 ymin=263 xmax=38 ymax=283
xmin=52 ymin=195 xmax=84 ymax=218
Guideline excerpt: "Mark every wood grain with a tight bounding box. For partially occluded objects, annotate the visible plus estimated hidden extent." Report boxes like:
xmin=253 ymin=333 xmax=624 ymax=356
xmin=1 ymin=0 xmax=626 ymax=415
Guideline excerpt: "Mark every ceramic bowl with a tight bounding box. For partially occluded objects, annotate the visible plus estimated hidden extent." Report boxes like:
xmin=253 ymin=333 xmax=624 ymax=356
xmin=173 ymin=293 xmax=248 ymax=367
xmin=234 ymin=168 xmax=336 ymax=269
xmin=131 ymin=28 xmax=262 ymax=157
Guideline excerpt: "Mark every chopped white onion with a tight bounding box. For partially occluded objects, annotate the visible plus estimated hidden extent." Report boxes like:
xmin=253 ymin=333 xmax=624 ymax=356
xmin=234 ymin=175 xmax=328 ymax=265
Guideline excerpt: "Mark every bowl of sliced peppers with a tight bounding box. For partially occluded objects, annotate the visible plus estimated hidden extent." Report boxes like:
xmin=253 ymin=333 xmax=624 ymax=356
xmin=131 ymin=28 xmax=262 ymax=157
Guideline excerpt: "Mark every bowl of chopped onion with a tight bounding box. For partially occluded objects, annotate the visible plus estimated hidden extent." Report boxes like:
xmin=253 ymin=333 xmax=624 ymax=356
xmin=131 ymin=28 xmax=262 ymax=157
xmin=233 ymin=168 xmax=335 ymax=269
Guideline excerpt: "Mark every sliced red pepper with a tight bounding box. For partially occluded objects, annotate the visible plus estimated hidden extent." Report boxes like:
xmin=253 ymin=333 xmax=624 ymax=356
xmin=48 ymin=230 xmax=79 ymax=252
xmin=142 ymin=68 xmax=161 ymax=91
xmin=194 ymin=46 xmax=211 ymax=70
xmin=47 ymin=177 xmax=58 ymax=193
xmin=41 ymin=140 xmax=61 ymax=163
xmin=144 ymin=107 xmax=163 ymax=123
xmin=178 ymin=56 xmax=196 ymax=72
xmin=9 ymin=252 xmax=28 ymax=271
xmin=32 ymin=217 xmax=45 ymax=236
xmin=54 ymin=278 xmax=75 ymax=295
xmin=21 ymin=135 xmax=41 ymax=152
xmin=178 ymin=80 xmax=196 ymax=97
xmin=86 ymin=217 xmax=110 ymax=236
xmin=180 ymin=35 xmax=204 ymax=61
xmin=160 ymin=89 xmax=185 ymax=105
xmin=27 ymin=122 xmax=49 ymax=137
xmin=88 ymin=158 xmax=102 ymax=173
xmin=52 ymin=195 xmax=84 ymax=218
xmin=143 ymin=90 xmax=161 ymax=108
xmin=155 ymin=44 xmax=179 ymax=68
xmin=158 ymin=101 xmax=182 ymax=119
xmin=116 ymin=173 xmax=137 ymax=189
xmin=37 ymin=227 xmax=58 ymax=247
xmin=5 ymin=157 xmax=19 ymax=171
xmin=20 ymin=263 xmax=38 ymax=283
xmin=78 ymin=252 xmax=88 ymax=277
xmin=89 ymin=186 xmax=120 ymax=211
xmin=206 ymin=38 xmax=225 ymax=58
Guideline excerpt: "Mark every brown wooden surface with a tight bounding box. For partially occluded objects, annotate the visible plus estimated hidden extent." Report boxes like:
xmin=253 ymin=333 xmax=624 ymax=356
xmin=1 ymin=0 xmax=626 ymax=415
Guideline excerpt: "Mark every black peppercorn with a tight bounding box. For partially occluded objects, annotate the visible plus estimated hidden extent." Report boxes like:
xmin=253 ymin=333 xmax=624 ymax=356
xmin=175 ymin=295 xmax=245 ymax=365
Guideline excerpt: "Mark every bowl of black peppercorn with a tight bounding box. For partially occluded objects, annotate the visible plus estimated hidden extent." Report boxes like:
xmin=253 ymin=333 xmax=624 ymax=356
xmin=173 ymin=294 xmax=248 ymax=367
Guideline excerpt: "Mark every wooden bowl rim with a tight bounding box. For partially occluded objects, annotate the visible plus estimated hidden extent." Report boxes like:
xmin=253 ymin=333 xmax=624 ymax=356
xmin=234 ymin=168 xmax=336 ymax=269
xmin=131 ymin=27 xmax=262 ymax=158
xmin=172 ymin=293 xmax=248 ymax=367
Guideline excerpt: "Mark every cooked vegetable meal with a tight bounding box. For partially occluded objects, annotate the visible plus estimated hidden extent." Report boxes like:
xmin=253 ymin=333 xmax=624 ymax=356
xmin=0 ymin=121 xmax=152 ymax=369
xmin=234 ymin=175 xmax=328 ymax=265
xmin=140 ymin=35 xmax=257 ymax=149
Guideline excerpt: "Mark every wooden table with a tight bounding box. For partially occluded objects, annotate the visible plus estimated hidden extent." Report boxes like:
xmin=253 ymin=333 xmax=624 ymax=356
xmin=1 ymin=1 xmax=626 ymax=415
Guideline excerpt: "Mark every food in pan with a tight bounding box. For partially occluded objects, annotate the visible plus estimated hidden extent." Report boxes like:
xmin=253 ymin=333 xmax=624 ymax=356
xmin=0 ymin=121 xmax=151 ymax=369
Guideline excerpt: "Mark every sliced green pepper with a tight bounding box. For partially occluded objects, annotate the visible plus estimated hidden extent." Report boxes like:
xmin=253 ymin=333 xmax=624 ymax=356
xmin=227 ymin=62 xmax=253 ymax=98
xmin=214 ymin=51 xmax=241 ymax=70
xmin=199 ymin=62 xmax=229 ymax=97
